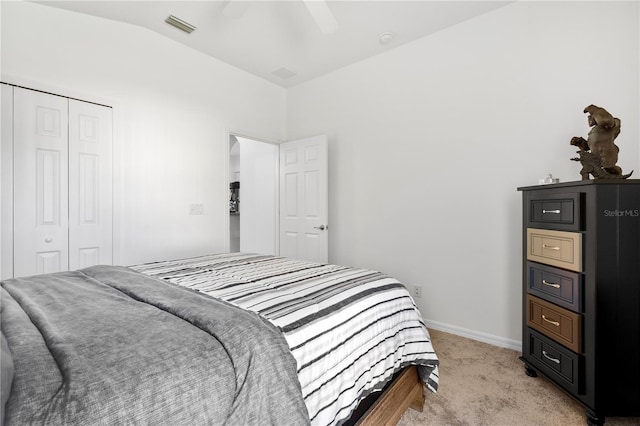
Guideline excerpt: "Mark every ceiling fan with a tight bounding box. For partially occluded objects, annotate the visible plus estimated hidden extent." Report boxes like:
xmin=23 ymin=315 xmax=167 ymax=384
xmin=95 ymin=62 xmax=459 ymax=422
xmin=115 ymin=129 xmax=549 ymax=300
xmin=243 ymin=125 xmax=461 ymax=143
xmin=222 ymin=0 xmax=339 ymax=35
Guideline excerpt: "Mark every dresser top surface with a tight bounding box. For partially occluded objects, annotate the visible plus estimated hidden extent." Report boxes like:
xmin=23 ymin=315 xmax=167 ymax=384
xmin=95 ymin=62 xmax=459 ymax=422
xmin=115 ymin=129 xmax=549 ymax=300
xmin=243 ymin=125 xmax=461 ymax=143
xmin=518 ymin=179 xmax=640 ymax=191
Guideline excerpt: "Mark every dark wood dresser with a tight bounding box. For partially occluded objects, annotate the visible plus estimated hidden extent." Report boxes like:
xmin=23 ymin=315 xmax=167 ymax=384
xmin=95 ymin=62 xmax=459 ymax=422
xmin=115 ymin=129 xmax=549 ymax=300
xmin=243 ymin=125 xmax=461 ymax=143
xmin=518 ymin=180 xmax=640 ymax=425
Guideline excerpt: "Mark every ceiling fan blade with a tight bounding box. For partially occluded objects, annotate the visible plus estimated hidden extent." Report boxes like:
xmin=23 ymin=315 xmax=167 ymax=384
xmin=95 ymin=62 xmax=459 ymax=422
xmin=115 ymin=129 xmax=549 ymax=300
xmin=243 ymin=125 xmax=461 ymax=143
xmin=222 ymin=0 xmax=251 ymax=19
xmin=303 ymin=0 xmax=338 ymax=35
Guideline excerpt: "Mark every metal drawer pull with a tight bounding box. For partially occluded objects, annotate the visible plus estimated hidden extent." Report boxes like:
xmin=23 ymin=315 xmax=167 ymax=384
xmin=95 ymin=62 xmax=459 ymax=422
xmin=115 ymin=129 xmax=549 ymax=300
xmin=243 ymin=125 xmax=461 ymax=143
xmin=542 ymin=209 xmax=561 ymax=214
xmin=542 ymin=244 xmax=560 ymax=251
xmin=542 ymin=315 xmax=560 ymax=327
xmin=542 ymin=350 xmax=561 ymax=364
xmin=542 ymin=280 xmax=560 ymax=289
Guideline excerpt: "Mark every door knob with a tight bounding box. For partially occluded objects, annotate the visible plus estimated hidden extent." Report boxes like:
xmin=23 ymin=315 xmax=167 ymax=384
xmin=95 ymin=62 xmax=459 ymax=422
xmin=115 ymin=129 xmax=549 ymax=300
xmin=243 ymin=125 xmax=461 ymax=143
xmin=45 ymin=237 xmax=53 ymax=243
xmin=313 ymin=225 xmax=327 ymax=231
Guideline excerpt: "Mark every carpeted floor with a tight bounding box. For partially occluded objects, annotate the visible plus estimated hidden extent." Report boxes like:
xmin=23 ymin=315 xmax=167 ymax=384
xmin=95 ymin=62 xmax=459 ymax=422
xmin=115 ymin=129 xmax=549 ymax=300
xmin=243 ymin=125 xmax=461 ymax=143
xmin=398 ymin=329 xmax=640 ymax=426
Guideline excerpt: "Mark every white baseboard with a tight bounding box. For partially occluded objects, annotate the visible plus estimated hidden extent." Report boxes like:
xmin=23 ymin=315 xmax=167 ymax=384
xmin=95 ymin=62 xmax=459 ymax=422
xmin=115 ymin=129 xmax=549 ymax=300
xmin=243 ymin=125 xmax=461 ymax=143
xmin=424 ymin=319 xmax=522 ymax=352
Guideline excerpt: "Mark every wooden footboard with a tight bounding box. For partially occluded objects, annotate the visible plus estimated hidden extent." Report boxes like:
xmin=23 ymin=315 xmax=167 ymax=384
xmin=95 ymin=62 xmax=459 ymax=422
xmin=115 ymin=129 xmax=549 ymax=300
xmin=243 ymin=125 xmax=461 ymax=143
xmin=355 ymin=366 xmax=424 ymax=426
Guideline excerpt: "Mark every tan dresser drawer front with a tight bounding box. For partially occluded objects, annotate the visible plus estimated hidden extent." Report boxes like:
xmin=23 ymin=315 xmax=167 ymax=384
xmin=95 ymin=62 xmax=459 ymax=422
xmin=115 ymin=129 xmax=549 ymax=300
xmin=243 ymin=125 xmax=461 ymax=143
xmin=527 ymin=228 xmax=582 ymax=272
xmin=527 ymin=294 xmax=582 ymax=353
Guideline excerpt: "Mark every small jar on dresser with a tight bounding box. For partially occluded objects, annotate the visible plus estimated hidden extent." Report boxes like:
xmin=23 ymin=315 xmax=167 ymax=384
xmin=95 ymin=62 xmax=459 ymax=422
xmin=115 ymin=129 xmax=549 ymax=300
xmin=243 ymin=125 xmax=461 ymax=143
xmin=517 ymin=180 xmax=640 ymax=426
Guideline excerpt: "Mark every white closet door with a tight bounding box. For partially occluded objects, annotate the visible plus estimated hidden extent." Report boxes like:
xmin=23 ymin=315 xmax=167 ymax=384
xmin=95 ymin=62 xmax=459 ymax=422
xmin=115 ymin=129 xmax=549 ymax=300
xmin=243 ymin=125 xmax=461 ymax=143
xmin=13 ymin=87 xmax=69 ymax=277
xmin=68 ymin=100 xmax=113 ymax=269
xmin=1 ymin=84 xmax=14 ymax=279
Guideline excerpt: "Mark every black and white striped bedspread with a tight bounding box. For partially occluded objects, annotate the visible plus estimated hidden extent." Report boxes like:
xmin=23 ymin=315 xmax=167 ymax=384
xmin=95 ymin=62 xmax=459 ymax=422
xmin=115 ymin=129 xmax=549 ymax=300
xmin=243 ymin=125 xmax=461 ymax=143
xmin=131 ymin=253 xmax=439 ymax=426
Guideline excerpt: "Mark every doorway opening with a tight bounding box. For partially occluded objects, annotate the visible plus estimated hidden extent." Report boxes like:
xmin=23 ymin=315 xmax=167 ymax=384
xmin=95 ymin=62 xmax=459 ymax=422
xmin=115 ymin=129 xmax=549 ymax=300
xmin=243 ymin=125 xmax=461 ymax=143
xmin=228 ymin=134 xmax=279 ymax=255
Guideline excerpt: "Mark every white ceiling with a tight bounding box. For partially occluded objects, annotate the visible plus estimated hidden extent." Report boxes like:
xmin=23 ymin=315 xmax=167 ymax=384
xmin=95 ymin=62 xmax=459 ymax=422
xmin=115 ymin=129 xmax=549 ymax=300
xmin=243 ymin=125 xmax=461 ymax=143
xmin=33 ymin=1 xmax=512 ymax=88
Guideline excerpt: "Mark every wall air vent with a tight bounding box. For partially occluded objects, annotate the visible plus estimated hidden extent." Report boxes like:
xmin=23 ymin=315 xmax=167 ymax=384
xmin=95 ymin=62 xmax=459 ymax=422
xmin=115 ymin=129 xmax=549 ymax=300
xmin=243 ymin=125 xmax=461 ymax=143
xmin=165 ymin=15 xmax=196 ymax=34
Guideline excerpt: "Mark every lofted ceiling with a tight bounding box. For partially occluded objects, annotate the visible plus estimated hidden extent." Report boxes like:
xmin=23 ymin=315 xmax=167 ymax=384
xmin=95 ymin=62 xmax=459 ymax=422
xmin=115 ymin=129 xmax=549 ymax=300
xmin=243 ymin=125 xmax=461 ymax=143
xmin=33 ymin=1 xmax=512 ymax=88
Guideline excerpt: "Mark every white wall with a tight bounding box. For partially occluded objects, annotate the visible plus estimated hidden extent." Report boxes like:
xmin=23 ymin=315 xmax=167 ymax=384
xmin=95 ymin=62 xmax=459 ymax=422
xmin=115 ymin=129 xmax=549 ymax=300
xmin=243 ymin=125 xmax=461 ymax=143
xmin=238 ymin=137 xmax=279 ymax=255
xmin=287 ymin=1 xmax=640 ymax=347
xmin=1 ymin=1 xmax=286 ymax=266
xmin=230 ymin=137 xmax=241 ymax=182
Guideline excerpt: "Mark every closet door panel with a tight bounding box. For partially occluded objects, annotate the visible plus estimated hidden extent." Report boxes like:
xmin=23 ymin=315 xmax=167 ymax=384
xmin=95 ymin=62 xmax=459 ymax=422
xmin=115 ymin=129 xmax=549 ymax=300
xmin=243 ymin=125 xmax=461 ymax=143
xmin=68 ymin=100 xmax=113 ymax=269
xmin=13 ymin=88 xmax=69 ymax=277
xmin=1 ymin=84 xmax=14 ymax=279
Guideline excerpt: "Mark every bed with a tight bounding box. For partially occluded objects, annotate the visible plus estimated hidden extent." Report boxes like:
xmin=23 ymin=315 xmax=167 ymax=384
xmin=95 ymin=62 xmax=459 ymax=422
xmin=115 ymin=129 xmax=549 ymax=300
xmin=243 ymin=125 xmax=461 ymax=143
xmin=1 ymin=253 xmax=439 ymax=425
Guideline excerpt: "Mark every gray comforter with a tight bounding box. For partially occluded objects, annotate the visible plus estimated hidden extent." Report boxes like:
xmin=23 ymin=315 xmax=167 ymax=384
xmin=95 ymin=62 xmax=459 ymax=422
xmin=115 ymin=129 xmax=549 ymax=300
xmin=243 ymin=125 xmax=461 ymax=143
xmin=0 ymin=265 xmax=309 ymax=425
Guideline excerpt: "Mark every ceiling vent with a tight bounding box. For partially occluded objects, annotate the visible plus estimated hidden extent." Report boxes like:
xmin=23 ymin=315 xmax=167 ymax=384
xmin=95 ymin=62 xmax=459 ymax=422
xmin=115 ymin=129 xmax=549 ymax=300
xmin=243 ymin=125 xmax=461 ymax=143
xmin=272 ymin=68 xmax=297 ymax=80
xmin=165 ymin=15 xmax=196 ymax=34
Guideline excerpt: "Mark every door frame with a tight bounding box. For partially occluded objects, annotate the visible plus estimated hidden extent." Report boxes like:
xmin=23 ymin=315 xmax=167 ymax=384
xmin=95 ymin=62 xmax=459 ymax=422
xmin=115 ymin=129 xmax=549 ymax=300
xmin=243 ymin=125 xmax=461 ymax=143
xmin=224 ymin=130 xmax=280 ymax=255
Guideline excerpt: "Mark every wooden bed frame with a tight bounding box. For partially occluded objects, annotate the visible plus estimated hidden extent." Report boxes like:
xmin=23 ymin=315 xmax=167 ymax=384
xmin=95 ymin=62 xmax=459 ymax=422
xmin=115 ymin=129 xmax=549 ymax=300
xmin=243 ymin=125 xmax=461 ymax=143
xmin=351 ymin=366 xmax=425 ymax=426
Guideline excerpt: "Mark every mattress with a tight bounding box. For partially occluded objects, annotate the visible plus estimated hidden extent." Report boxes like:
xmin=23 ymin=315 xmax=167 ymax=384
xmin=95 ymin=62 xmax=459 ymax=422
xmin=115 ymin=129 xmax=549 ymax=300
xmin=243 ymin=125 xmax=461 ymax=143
xmin=132 ymin=253 xmax=440 ymax=426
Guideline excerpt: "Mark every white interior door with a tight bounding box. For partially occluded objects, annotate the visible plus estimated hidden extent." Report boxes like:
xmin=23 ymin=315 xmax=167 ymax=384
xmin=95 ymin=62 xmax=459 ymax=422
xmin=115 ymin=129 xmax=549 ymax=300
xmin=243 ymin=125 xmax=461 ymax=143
xmin=68 ymin=99 xmax=113 ymax=269
xmin=1 ymin=84 xmax=14 ymax=279
xmin=7 ymin=86 xmax=113 ymax=278
xmin=13 ymin=87 xmax=69 ymax=277
xmin=279 ymin=135 xmax=328 ymax=263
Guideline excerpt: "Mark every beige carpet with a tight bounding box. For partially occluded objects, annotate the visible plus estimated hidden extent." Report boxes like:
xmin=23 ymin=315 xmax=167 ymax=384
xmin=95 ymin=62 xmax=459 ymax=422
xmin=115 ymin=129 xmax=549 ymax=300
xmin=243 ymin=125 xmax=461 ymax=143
xmin=398 ymin=329 xmax=640 ymax=426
